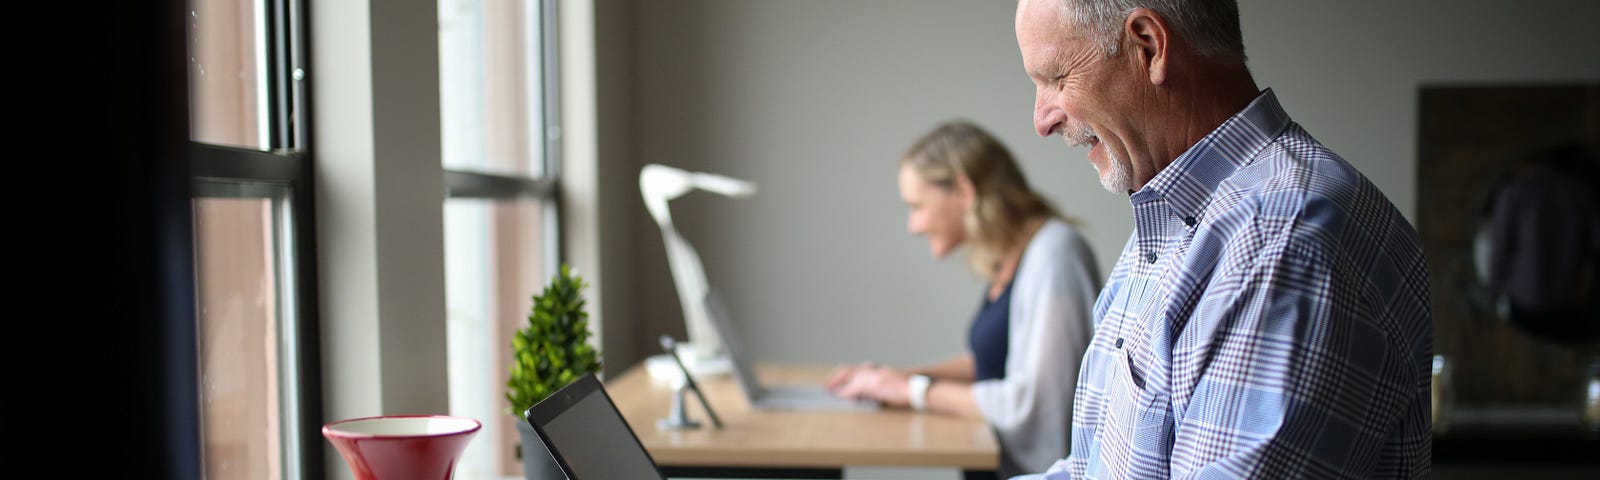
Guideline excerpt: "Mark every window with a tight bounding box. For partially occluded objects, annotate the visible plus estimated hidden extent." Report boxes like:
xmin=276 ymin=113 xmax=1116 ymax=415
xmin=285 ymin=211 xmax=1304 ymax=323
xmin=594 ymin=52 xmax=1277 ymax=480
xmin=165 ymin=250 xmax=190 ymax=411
xmin=439 ymin=0 xmax=563 ymax=478
xmin=186 ymin=0 xmax=321 ymax=478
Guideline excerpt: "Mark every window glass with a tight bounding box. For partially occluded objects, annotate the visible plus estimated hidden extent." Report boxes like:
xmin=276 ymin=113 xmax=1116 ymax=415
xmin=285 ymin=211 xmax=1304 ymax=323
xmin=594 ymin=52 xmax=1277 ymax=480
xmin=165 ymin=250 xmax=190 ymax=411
xmin=188 ymin=0 xmax=269 ymax=150
xmin=192 ymin=183 xmax=294 ymax=480
xmin=186 ymin=0 xmax=314 ymax=477
xmin=441 ymin=0 xmax=560 ymax=477
xmin=446 ymin=198 xmax=547 ymax=478
xmin=440 ymin=0 xmax=547 ymax=177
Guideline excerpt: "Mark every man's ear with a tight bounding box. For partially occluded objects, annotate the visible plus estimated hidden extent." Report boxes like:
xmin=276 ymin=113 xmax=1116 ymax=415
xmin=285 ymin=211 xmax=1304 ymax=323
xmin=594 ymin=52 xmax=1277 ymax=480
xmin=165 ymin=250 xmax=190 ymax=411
xmin=1124 ymin=8 xmax=1169 ymax=85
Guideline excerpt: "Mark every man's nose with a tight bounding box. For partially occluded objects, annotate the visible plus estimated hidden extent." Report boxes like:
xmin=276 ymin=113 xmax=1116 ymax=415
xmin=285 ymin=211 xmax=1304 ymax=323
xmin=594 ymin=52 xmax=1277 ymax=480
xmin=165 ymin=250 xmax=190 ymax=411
xmin=1033 ymin=95 xmax=1065 ymax=137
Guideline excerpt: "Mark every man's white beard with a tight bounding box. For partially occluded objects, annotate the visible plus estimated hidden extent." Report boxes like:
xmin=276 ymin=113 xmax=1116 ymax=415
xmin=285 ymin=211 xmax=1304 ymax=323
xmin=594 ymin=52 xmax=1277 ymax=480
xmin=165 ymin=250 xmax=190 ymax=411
xmin=1062 ymin=123 xmax=1134 ymax=194
xmin=1097 ymin=148 xmax=1133 ymax=194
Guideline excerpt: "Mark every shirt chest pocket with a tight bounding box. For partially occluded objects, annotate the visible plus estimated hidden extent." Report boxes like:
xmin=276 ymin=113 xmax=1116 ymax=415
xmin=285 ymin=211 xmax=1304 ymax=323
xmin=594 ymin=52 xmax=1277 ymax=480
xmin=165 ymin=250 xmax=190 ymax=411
xmin=1099 ymin=346 xmax=1146 ymax=442
xmin=1102 ymin=334 xmax=1152 ymax=419
xmin=1114 ymin=332 xmax=1152 ymax=392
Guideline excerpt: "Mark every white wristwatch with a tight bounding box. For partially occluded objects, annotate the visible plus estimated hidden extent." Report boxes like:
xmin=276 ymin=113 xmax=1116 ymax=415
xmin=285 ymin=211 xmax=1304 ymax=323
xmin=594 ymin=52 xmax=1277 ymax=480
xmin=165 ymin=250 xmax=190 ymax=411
xmin=908 ymin=374 xmax=932 ymax=411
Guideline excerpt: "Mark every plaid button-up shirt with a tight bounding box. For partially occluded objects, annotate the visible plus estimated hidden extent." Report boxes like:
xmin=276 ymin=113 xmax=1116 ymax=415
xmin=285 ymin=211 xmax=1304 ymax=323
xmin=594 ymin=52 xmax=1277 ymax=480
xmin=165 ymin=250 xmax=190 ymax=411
xmin=1041 ymin=89 xmax=1433 ymax=479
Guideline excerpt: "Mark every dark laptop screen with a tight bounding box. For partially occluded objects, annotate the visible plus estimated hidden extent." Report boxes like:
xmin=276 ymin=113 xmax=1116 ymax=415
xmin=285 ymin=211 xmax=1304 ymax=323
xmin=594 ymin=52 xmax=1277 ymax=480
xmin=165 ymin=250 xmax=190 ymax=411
xmin=524 ymin=373 xmax=666 ymax=480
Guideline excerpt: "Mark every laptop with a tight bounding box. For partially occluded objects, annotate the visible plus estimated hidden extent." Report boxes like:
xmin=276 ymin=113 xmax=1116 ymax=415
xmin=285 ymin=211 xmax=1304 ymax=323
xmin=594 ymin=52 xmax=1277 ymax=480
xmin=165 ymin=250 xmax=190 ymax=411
xmin=701 ymin=289 xmax=879 ymax=411
xmin=523 ymin=373 xmax=668 ymax=480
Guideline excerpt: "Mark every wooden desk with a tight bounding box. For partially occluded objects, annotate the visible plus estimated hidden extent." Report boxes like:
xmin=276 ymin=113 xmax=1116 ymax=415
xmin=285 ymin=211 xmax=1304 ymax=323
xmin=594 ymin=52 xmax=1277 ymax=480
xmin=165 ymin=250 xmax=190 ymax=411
xmin=606 ymin=362 xmax=999 ymax=478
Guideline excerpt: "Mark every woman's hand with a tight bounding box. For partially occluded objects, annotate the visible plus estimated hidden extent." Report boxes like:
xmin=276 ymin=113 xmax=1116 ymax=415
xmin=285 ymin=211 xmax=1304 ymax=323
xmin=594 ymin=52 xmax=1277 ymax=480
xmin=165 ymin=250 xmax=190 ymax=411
xmin=825 ymin=363 xmax=912 ymax=407
xmin=825 ymin=362 xmax=874 ymax=391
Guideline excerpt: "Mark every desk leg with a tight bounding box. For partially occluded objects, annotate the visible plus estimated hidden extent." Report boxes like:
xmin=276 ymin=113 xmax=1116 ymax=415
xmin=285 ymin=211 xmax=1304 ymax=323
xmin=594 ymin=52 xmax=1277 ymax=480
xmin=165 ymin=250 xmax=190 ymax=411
xmin=660 ymin=466 xmax=844 ymax=479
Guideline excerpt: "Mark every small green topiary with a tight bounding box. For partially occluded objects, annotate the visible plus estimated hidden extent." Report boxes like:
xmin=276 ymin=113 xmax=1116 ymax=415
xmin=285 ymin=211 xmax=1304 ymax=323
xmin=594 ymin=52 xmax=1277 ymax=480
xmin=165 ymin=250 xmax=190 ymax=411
xmin=506 ymin=264 xmax=602 ymax=417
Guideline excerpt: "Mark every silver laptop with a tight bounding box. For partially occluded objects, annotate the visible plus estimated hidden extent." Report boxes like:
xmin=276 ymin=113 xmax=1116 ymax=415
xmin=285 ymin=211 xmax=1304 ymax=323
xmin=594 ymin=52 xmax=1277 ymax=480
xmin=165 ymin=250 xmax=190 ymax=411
xmin=701 ymin=289 xmax=879 ymax=411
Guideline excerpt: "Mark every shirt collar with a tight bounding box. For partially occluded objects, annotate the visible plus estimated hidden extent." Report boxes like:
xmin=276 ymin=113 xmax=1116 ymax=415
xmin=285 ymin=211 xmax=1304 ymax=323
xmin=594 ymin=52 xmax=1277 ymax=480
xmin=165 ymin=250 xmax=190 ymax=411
xmin=1129 ymin=88 xmax=1291 ymax=219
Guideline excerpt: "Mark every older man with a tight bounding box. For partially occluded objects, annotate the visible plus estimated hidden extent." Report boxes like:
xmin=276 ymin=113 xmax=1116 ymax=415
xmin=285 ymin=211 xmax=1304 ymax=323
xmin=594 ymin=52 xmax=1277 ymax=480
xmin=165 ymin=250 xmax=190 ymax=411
xmin=1013 ymin=0 xmax=1432 ymax=478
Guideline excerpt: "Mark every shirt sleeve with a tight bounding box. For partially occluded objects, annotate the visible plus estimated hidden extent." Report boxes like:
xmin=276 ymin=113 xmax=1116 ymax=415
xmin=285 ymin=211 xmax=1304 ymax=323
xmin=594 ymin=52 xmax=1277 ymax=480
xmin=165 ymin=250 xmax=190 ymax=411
xmin=972 ymin=221 xmax=1100 ymax=474
xmin=1170 ymin=231 xmax=1423 ymax=478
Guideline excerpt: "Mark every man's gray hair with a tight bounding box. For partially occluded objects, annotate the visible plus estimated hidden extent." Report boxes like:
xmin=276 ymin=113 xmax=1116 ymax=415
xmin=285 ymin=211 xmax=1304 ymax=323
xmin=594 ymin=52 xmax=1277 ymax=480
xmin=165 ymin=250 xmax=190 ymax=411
xmin=1061 ymin=0 xmax=1245 ymax=61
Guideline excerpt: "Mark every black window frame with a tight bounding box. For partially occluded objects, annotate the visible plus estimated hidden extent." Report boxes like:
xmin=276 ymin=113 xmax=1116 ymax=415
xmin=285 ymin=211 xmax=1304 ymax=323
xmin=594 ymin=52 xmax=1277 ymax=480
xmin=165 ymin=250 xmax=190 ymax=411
xmin=184 ymin=0 xmax=324 ymax=477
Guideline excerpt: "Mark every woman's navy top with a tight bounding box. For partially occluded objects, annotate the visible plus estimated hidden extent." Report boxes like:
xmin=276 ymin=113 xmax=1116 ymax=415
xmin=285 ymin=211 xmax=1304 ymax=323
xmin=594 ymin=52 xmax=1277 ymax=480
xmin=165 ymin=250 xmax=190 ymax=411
xmin=969 ymin=282 xmax=1014 ymax=381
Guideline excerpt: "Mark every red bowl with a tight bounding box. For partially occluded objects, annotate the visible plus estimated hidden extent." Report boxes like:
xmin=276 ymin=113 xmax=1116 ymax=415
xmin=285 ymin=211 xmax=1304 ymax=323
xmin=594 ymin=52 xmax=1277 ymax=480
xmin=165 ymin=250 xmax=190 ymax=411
xmin=321 ymin=415 xmax=481 ymax=480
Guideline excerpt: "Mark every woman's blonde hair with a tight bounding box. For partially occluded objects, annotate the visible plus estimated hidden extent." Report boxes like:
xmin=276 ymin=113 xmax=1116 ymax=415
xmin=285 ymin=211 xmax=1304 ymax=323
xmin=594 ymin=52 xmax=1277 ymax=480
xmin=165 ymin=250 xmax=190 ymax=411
xmin=900 ymin=120 xmax=1070 ymax=281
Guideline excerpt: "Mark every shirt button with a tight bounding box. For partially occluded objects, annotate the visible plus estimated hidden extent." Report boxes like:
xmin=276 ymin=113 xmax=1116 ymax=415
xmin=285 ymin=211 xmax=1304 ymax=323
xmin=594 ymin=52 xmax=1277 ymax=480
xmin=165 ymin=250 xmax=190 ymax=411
xmin=1145 ymin=252 xmax=1157 ymax=264
xmin=1115 ymin=338 xmax=1124 ymax=348
xmin=1183 ymin=216 xmax=1197 ymax=227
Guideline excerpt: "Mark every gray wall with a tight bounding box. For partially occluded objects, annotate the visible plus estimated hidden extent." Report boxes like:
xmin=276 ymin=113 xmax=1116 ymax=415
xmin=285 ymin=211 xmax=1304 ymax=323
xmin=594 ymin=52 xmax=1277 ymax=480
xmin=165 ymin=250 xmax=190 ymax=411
xmin=601 ymin=0 xmax=1600 ymax=368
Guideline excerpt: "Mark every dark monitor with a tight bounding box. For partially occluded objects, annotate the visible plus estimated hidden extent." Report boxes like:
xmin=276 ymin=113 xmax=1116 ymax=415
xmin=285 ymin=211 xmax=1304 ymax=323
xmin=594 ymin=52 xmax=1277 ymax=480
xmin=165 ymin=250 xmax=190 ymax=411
xmin=523 ymin=373 xmax=667 ymax=480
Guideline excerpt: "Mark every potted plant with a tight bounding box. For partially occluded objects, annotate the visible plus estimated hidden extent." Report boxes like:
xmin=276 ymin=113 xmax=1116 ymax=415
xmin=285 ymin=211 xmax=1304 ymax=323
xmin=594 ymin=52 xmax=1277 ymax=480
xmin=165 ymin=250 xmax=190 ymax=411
xmin=506 ymin=264 xmax=601 ymax=479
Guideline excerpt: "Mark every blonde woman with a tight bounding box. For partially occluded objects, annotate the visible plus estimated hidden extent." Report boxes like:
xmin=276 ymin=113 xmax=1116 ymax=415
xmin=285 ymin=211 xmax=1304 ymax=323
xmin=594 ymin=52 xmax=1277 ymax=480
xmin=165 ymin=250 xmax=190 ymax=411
xmin=826 ymin=120 xmax=1101 ymax=477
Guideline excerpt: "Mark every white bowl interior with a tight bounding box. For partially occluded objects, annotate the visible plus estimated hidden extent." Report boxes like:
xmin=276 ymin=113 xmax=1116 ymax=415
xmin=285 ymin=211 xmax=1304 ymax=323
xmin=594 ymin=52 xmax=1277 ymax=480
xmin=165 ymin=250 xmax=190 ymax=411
xmin=328 ymin=416 xmax=479 ymax=436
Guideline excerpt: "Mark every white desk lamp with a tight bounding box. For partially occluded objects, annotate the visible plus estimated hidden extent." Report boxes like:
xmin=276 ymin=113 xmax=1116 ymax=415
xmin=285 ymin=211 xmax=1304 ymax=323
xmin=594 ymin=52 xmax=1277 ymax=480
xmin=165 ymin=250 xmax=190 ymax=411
xmin=640 ymin=164 xmax=757 ymax=377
